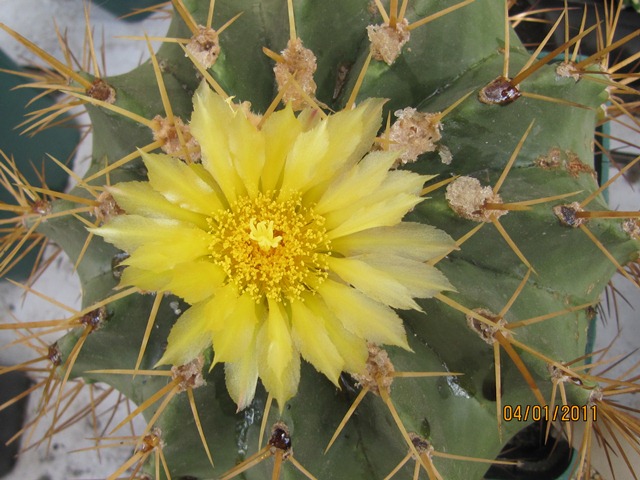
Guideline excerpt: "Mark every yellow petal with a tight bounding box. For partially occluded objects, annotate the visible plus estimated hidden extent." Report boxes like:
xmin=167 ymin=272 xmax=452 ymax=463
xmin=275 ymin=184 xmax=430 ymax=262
xmin=321 ymin=98 xmax=386 ymax=174
xmin=189 ymin=162 xmax=225 ymax=191
xmin=305 ymin=294 xmax=368 ymax=374
xmin=156 ymin=300 xmax=215 ymax=367
xmin=314 ymin=150 xmax=398 ymax=215
xmin=260 ymin=104 xmax=302 ymax=191
xmin=324 ymin=321 xmax=368 ymax=375
xmin=108 ymin=182 xmax=208 ymax=228
xmin=331 ymin=222 xmax=455 ymax=262
xmin=279 ymin=121 xmax=329 ymax=195
xmin=142 ymin=151 xmax=225 ymax=215
xmin=264 ymin=298 xmax=293 ymax=382
xmin=211 ymin=293 xmax=260 ymax=365
xmin=328 ymin=255 xmax=454 ymax=310
xmin=280 ymin=98 xmax=385 ymax=196
xmin=119 ymin=266 xmax=171 ymax=292
xmin=296 ymin=107 xmax=322 ymax=132
xmin=206 ymin=283 xmax=241 ymax=333
xmin=325 ymin=171 xmax=429 ymax=239
xmin=366 ymin=254 xmax=455 ymax=298
xmin=92 ymin=215 xmax=199 ymax=252
xmin=227 ymin=105 xmax=265 ymax=197
xmin=122 ymin=228 xmax=210 ymax=272
xmin=318 ymin=279 xmax=410 ymax=350
xmin=164 ymin=261 xmax=226 ymax=304
xmin=327 ymin=256 xmax=420 ymax=310
xmin=225 ymin=351 xmax=259 ymax=411
xmin=190 ymin=83 xmax=247 ymax=203
xmin=252 ymin=299 xmax=300 ymax=408
xmin=257 ymin=320 xmax=300 ymax=409
xmin=156 ymin=283 xmax=240 ymax=368
xmin=290 ymin=299 xmax=343 ymax=385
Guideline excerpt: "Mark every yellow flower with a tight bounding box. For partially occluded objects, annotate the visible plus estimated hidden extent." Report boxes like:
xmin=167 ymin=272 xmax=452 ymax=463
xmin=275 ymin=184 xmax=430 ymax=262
xmin=93 ymin=83 xmax=455 ymax=409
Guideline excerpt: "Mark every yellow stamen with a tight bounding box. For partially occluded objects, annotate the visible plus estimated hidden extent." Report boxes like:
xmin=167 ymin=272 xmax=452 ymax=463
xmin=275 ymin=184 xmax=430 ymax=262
xmin=208 ymin=192 xmax=330 ymax=302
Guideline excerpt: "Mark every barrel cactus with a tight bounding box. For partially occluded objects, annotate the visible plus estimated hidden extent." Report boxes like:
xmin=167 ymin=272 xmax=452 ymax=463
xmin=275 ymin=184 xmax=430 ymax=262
xmin=1 ymin=0 xmax=639 ymax=479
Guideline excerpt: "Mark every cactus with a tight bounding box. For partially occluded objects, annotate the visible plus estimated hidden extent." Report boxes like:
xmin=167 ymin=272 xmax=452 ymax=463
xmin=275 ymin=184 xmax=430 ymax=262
xmin=1 ymin=1 xmax=639 ymax=479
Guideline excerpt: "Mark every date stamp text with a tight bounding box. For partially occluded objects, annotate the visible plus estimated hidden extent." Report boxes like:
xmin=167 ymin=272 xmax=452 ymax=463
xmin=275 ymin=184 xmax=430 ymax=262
xmin=503 ymin=404 xmax=597 ymax=422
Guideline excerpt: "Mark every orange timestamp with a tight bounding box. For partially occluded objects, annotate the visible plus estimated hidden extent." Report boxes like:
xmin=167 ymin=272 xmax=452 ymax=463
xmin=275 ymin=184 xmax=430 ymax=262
xmin=503 ymin=404 xmax=597 ymax=422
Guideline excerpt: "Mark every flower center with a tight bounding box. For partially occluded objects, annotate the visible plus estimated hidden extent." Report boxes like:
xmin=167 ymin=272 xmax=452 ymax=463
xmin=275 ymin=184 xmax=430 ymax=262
xmin=208 ymin=192 xmax=330 ymax=302
xmin=248 ymin=219 xmax=282 ymax=250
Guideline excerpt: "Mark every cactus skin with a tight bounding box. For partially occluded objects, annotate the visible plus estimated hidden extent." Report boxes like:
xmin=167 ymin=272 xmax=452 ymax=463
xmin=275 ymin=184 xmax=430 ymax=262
xmin=3 ymin=0 xmax=640 ymax=479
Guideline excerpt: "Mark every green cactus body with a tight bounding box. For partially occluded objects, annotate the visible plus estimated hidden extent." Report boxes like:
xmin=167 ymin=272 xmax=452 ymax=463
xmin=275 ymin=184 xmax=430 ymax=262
xmin=1 ymin=1 xmax=639 ymax=479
